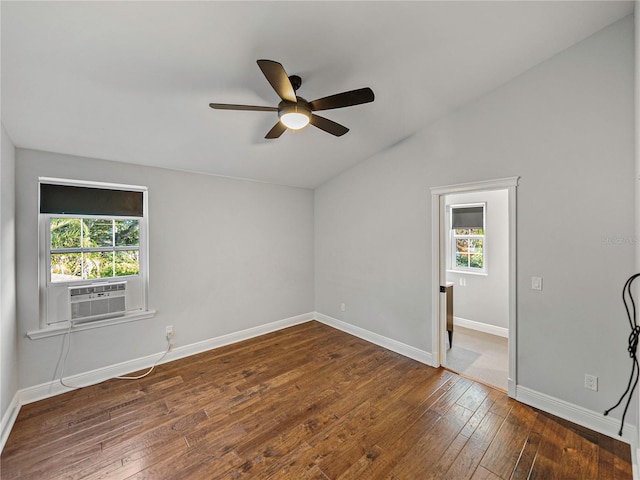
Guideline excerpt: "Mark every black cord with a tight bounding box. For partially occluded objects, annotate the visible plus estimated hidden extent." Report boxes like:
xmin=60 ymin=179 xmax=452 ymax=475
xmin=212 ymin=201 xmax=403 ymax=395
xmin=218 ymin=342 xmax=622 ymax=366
xmin=604 ymin=273 xmax=640 ymax=435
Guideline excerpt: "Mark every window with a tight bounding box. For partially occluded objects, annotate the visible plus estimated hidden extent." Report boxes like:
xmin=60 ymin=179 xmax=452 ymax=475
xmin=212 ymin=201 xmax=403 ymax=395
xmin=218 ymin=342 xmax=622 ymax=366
xmin=450 ymin=204 xmax=485 ymax=273
xmin=39 ymin=178 xmax=149 ymax=326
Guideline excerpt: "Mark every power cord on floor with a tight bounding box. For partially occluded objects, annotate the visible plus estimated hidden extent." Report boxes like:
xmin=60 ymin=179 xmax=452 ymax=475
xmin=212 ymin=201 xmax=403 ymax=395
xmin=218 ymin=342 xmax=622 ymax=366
xmin=115 ymin=340 xmax=172 ymax=380
xmin=57 ymin=323 xmax=172 ymax=389
xmin=604 ymin=273 xmax=640 ymax=436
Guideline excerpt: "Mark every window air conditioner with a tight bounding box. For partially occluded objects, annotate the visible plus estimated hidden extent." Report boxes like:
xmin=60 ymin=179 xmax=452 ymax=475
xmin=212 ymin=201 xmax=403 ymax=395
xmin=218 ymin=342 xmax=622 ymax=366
xmin=68 ymin=281 xmax=126 ymax=324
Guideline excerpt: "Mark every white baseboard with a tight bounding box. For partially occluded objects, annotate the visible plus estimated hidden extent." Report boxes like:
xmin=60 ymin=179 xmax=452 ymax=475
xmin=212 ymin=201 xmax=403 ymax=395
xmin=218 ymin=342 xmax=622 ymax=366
xmin=454 ymin=316 xmax=508 ymax=338
xmin=314 ymin=312 xmax=435 ymax=367
xmin=154 ymin=311 xmax=314 ymax=372
xmin=0 ymin=392 xmax=20 ymax=453
xmin=6 ymin=311 xmax=638 ymax=472
xmin=314 ymin=314 xmax=638 ymax=456
xmin=19 ymin=312 xmax=315 ymax=406
xmin=516 ymin=385 xmax=638 ymax=449
xmin=2 ymin=312 xmax=313 ymax=455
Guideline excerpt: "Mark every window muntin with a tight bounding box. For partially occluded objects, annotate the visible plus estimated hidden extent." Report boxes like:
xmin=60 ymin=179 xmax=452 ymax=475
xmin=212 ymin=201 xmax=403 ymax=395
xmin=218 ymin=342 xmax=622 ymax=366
xmin=48 ymin=216 xmax=140 ymax=283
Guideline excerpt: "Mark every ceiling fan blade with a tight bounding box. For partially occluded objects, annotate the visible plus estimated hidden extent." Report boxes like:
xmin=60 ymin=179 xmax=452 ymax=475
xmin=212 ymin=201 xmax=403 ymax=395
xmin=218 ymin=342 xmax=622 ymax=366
xmin=257 ymin=59 xmax=297 ymax=103
xmin=309 ymin=114 xmax=349 ymax=137
xmin=209 ymin=103 xmax=277 ymax=112
xmin=265 ymin=121 xmax=287 ymax=139
xmin=309 ymin=87 xmax=375 ymax=111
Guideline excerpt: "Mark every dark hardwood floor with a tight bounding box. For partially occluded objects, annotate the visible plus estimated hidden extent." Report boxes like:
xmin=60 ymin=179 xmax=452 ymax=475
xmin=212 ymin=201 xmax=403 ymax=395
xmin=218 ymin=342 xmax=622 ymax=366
xmin=1 ymin=321 xmax=633 ymax=479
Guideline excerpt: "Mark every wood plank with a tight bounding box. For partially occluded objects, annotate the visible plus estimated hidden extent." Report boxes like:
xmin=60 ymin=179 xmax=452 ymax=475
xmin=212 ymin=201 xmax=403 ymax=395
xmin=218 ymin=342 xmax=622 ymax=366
xmin=530 ymin=413 xmax=600 ymax=480
xmin=443 ymin=411 xmax=505 ymax=480
xmin=480 ymin=400 xmax=539 ymax=477
xmin=470 ymin=465 xmax=503 ymax=480
xmin=390 ymin=404 xmax=475 ymax=478
xmin=510 ymin=411 xmax=550 ymax=480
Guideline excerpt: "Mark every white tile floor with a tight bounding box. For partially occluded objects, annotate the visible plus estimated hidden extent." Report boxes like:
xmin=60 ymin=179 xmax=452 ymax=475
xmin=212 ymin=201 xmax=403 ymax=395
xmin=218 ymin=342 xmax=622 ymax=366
xmin=445 ymin=325 xmax=508 ymax=391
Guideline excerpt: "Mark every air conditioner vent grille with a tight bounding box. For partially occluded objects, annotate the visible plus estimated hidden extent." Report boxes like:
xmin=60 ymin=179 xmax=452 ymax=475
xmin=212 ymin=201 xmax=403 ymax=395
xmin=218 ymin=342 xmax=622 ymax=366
xmin=69 ymin=281 xmax=126 ymax=324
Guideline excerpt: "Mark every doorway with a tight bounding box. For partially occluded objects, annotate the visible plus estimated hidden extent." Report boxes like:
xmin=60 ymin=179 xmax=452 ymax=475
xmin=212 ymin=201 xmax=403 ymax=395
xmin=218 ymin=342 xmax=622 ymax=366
xmin=431 ymin=177 xmax=518 ymax=397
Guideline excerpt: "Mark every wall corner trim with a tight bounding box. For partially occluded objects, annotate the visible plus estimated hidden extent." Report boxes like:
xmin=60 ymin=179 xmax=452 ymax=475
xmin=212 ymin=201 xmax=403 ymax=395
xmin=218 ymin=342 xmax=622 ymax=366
xmin=314 ymin=312 xmax=435 ymax=367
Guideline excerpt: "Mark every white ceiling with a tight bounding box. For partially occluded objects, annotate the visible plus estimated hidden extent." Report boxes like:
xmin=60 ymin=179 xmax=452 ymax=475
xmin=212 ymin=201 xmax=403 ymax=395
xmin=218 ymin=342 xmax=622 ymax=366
xmin=1 ymin=1 xmax=634 ymax=188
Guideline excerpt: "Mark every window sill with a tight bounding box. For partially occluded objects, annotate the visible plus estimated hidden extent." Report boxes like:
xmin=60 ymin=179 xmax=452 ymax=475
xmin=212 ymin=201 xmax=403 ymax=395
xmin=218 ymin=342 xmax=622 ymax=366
xmin=446 ymin=269 xmax=488 ymax=277
xmin=26 ymin=310 xmax=157 ymax=340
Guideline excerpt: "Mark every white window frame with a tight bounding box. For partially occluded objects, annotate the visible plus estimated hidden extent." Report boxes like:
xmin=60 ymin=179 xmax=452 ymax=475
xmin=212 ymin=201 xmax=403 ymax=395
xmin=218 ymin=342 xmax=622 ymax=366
xmin=449 ymin=202 xmax=486 ymax=274
xmin=37 ymin=177 xmax=151 ymax=331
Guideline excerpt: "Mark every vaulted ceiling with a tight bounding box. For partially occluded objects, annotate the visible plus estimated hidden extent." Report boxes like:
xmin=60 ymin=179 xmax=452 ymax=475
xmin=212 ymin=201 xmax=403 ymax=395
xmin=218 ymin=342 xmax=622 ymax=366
xmin=1 ymin=1 xmax=634 ymax=188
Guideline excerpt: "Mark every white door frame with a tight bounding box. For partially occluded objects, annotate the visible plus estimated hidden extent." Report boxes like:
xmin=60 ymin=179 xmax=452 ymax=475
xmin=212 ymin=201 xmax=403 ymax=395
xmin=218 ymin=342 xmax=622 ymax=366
xmin=431 ymin=176 xmax=519 ymax=397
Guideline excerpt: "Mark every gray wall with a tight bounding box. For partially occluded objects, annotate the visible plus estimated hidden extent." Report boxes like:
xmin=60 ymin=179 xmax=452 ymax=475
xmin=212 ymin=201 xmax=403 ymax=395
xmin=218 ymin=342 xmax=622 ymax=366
xmin=445 ymin=189 xmax=509 ymax=330
xmin=15 ymin=149 xmax=314 ymax=388
xmin=315 ymin=16 xmax=635 ymax=419
xmin=1 ymin=124 xmax=17 ymax=418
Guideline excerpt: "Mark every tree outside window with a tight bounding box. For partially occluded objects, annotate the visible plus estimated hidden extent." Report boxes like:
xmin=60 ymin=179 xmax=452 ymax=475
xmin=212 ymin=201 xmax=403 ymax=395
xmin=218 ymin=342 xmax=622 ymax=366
xmin=453 ymin=228 xmax=484 ymax=269
xmin=49 ymin=217 xmax=140 ymax=283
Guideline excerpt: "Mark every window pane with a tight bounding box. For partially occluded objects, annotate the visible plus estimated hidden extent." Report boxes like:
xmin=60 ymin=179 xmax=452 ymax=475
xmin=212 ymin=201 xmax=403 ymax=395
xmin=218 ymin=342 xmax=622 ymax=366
xmin=470 ymin=228 xmax=484 ymax=235
xmin=51 ymin=253 xmax=82 ymax=282
xmin=83 ymin=251 xmax=114 ymax=279
xmin=84 ymin=219 xmax=113 ymax=247
xmin=114 ymin=250 xmax=139 ymax=277
xmin=454 ymin=228 xmax=470 ymax=235
xmin=456 ymin=252 xmax=469 ymax=267
xmin=456 ymin=238 xmax=469 ymax=254
xmin=50 ymin=218 xmax=81 ymax=249
xmin=470 ymin=253 xmax=483 ymax=269
xmin=469 ymin=238 xmax=483 ymax=253
xmin=115 ymin=220 xmax=139 ymax=247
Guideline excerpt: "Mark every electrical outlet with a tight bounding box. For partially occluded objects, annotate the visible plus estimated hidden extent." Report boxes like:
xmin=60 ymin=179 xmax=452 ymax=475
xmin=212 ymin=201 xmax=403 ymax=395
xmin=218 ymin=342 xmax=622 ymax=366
xmin=166 ymin=325 xmax=174 ymax=339
xmin=584 ymin=374 xmax=598 ymax=391
xmin=341 ymin=303 xmax=346 ymax=312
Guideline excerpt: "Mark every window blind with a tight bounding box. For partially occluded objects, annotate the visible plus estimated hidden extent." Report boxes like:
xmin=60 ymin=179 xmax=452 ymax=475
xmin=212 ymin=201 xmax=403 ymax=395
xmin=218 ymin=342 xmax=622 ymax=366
xmin=451 ymin=206 xmax=484 ymax=229
xmin=40 ymin=183 xmax=144 ymax=217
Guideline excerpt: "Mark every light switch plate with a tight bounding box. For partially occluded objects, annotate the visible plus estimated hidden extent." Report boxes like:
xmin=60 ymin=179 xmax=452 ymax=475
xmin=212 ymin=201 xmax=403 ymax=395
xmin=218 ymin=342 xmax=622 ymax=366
xmin=531 ymin=276 xmax=542 ymax=291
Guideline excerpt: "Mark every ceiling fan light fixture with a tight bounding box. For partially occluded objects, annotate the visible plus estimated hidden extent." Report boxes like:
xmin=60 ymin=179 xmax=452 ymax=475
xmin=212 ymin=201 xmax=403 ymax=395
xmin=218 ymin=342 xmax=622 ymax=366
xmin=279 ymin=104 xmax=310 ymax=130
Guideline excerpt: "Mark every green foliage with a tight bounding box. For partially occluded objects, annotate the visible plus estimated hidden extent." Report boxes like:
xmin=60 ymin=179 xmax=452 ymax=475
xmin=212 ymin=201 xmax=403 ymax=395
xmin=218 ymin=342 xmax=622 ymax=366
xmin=470 ymin=253 xmax=483 ymax=269
xmin=50 ymin=218 xmax=82 ymax=249
xmin=50 ymin=217 xmax=140 ymax=282
xmin=454 ymin=237 xmax=483 ymax=270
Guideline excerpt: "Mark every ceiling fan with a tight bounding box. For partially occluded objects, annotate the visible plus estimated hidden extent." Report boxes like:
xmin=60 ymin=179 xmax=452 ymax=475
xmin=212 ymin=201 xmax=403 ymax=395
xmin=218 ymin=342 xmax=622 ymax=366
xmin=209 ymin=59 xmax=375 ymax=139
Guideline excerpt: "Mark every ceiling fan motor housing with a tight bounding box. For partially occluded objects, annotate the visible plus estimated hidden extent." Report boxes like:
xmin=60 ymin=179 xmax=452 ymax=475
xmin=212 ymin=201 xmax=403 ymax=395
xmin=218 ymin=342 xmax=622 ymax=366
xmin=288 ymin=75 xmax=302 ymax=92
xmin=278 ymin=98 xmax=311 ymax=129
